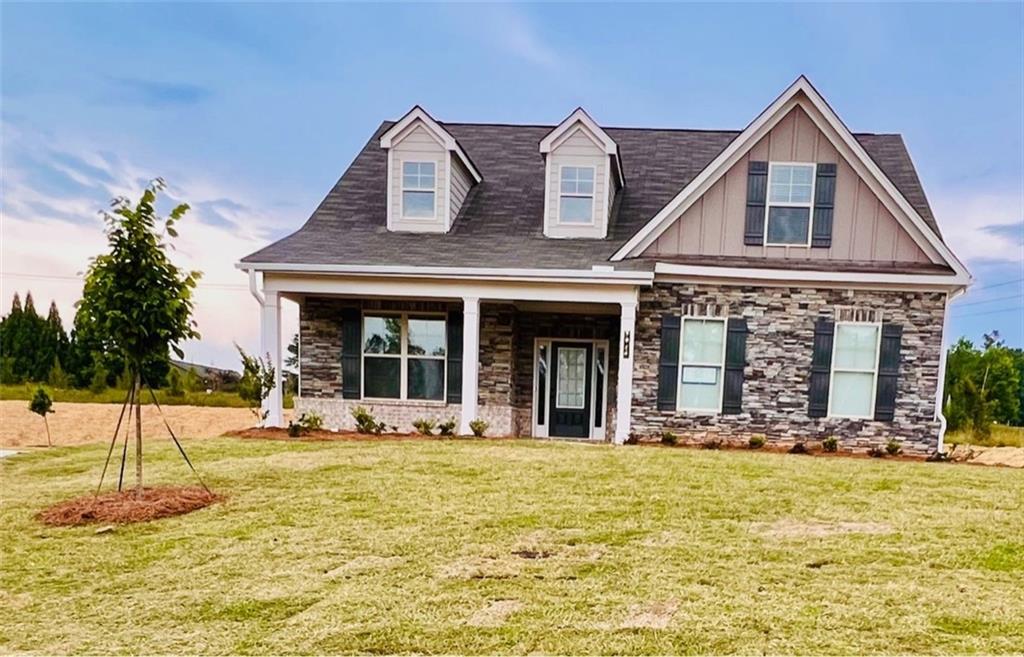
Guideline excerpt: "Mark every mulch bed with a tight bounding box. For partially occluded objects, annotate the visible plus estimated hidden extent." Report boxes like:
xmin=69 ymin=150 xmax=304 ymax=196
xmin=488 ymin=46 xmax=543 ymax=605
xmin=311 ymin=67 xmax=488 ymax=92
xmin=37 ymin=486 xmax=222 ymax=527
xmin=224 ymin=427 xmax=511 ymax=442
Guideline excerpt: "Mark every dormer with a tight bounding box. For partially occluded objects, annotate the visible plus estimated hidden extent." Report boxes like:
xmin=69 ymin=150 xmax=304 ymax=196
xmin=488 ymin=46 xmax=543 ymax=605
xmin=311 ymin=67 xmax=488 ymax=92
xmin=380 ymin=106 xmax=481 ymax=233
xmin=540 ymin=108 xmax=624 ymax=239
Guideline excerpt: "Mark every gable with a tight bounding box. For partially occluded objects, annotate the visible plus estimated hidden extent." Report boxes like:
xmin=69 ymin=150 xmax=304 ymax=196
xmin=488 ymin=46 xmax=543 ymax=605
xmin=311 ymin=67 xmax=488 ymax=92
xmin=643 ymin=105 xmax=930 ymax=264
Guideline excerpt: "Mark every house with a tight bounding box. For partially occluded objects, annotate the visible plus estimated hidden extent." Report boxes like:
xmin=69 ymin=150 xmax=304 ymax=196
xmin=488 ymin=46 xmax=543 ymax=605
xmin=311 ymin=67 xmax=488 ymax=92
xmin=239 ymin=77 xmax=970 ymax=454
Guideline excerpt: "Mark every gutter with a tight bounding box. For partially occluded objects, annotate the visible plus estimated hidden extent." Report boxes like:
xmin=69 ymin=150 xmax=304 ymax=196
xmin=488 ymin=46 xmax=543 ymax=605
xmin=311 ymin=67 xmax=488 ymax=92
xmin=654 ymin=262 xmax=972 ymax=289
xmin=247 ymin=269 xmax=264 ymax=305
xmin=235 ymin=262 xmax=655 ymax=285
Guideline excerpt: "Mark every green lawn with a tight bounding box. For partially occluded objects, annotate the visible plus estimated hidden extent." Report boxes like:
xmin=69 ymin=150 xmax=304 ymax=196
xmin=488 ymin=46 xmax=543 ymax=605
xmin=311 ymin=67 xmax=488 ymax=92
xmin=2 ymin=438 xmax=1023 ymax=655
xmin=0 ymin=383 xmax=294 ymax=408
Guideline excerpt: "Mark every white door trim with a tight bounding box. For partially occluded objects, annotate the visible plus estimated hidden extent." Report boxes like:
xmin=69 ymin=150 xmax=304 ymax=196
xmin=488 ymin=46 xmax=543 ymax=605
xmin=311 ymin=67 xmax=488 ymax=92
xmin=532 ymin=337 xmax=609 ymax=441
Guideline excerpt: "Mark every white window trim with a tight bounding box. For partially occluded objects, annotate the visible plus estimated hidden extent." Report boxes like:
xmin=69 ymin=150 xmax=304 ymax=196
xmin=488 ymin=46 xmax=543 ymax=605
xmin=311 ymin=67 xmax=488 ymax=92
xmin=827 ymin=319 xmax=882 ymax=420
xmin=554 ymin=346 xmax=588 ymax=410
xmin=676 ymin=315 xmax=728 ymax=415
xmin=557 ymin=164 xmax=597 ymax=226
xmin=360 ymin=311 xmax=447 ymax=402
xmin=764 ymin=161 xmax=817 ymax=248
xmin=400 ymin=160 xmax=438 ymax=221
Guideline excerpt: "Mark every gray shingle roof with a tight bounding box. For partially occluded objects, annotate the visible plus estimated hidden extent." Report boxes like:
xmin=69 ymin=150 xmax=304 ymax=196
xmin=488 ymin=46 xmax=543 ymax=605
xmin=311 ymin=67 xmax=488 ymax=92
xmin=241 ymin=121 xmax=944 ymax=270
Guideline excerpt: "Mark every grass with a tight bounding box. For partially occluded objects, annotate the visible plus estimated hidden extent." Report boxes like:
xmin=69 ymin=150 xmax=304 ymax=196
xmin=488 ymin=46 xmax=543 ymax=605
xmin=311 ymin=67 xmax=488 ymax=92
xmin=946 ymin=424 xmax=1024 ymax=448
xmin=0 ymin=383 xmax=294 ymax=408
xmin=2 ymin=439 xmax=1023 ymax=655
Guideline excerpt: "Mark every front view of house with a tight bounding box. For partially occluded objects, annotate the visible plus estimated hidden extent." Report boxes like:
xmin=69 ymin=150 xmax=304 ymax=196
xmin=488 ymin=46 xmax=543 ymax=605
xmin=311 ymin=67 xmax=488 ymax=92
xmin=240 ymin=77 xmax=970 ymax=455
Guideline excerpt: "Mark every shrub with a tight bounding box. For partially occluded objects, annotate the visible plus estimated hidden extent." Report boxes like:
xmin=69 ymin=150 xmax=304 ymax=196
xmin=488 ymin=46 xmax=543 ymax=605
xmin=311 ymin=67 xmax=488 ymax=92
xmin=788 ymin=442 xmax=808 ymax=455
xmin=701 ymin=438 xmax=722 ymax=450
xmin=469 ymin=419 xmax=488 ymax=437
xmin=885 ymin=439 xmax=902 ymax=456
xmin=438 ymin=418 xmax=457 ymax=436
xmin=351 ymin=406 xmax=385 ymax=435
xmin=287 ymin=412 xmax=323 ymax=438
xmin=867 ymin=445 xmax=885 ymax=458
xmin=287 ymin=421 xmax=302 ymax=438
xmin=47 ymin=357 xmax=70 ymax=389
xmin=89 ymin=365 xmax=108 ymax=394
xmin=625 ymin=433 xmax=639 ymax=445
xmin=412 ymin=418 xmax=436 ymax=436
xmin=167 ymin=369 xmax=185 ymax=397
xmin=822 ymin=436 xmax=838 ymax=453
xmin=661 ymin=431 xmax=678 ymax=446
xmin=927 ymin=450 xmax=950 ymax=462
xmin=748 ymin=435 xmax=766 ymax=449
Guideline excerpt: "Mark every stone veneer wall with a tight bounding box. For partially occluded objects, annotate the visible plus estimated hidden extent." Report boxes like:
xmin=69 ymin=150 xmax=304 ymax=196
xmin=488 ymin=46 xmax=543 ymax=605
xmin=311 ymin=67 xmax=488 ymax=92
xmin=297 ymin=297 xmax=516 ymax=434
xmin=631 ymin=283 xmax=947 ymax=455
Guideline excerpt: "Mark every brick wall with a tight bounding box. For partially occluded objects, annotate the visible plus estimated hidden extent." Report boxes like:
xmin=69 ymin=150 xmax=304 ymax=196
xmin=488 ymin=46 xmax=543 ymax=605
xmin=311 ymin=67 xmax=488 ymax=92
xmin=631 ymin=283 xmax=947 ymax=455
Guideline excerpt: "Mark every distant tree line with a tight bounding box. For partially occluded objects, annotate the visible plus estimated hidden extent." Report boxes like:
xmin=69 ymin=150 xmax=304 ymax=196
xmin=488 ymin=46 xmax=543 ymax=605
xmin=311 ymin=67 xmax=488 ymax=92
xmin=944 ymin=332 xmax=1024 ymax=436
xmin=0 ymin=291 xmax=170 ymax=391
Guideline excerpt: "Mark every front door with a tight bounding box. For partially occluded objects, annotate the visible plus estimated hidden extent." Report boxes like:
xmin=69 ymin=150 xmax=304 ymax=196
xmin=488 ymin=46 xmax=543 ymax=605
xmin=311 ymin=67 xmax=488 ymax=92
xmin=549 ymin=342 xmax=593 ymax=438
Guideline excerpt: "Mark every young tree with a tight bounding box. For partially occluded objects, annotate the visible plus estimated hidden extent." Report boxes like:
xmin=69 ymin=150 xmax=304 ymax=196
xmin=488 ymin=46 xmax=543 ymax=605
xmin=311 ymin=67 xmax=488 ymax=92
xmin=285 ymin=333 xmax=299 ymax=369
xmin=236 ymin=344 xmax=276 ymax=425
xmin=76 ymin=179 xmax=200 ymax=496
xmin=47 ymin=356 xmax=70 ymax=389
xmin=29 ymin=386 xmax=54 ymax=447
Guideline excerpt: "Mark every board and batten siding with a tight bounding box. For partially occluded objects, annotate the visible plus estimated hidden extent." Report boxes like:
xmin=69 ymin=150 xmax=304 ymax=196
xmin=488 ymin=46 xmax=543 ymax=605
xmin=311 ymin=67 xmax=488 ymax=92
xmin=643 ymin=106 xmax=930 ymax=264
xmin=388 ymin=124 xmax=449 ymax=233
xmin=545 ymin=127 xmax=609 ymax=239
xmin=449 ymin=156 xmax=473 ymax=225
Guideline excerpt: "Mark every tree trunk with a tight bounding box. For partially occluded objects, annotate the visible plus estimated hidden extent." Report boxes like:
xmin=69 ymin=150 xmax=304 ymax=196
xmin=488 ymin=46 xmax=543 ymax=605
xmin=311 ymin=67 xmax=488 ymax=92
xmin=134 ymin=372 xmax=143 ymax=497
xmin=44 ymin=416 xmax=52 ymax=447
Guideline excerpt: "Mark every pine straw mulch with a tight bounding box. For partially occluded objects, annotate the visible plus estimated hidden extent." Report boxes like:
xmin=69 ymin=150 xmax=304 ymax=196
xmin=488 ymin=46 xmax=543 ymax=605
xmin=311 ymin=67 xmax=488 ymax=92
xmin=224 ymin=427 xmax=514 ymax=443
xmin=37 ymin=486 xmax=222 ymax=527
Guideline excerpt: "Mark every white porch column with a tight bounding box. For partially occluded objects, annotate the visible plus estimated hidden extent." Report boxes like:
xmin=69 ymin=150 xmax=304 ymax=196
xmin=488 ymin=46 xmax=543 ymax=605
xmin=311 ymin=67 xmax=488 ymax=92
xmin=260 ymin=289 xmax=284 ymax=427
xmin=614 ymin=299 xmax=638 ymax=445
xmin=459 ymin=296 xmax=481 ymax=435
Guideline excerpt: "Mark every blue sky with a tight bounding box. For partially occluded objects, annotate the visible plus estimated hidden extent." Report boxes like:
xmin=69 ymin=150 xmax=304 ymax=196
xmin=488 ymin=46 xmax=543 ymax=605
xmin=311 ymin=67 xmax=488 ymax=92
xmin=2 ymin=2 xmax=1022 ymax=367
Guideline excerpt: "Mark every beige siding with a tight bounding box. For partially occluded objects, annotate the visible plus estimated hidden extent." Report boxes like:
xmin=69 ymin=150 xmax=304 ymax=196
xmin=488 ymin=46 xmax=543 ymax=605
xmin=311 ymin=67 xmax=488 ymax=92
xmin=546 ymin=126 xmax=609 ymax=239
xmin=644 ymin=106 xmax=930 ymax=264
xmin=450 ymin=156 xmax=473 ymax=225
xmin=389 ymin=123 xmax=448 ymax=233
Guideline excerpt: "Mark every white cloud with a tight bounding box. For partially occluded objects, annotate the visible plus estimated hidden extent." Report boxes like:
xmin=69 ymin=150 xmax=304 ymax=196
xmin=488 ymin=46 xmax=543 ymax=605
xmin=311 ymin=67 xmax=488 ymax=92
xmin=932 ymin=188 xmax=1024 ymax=265
xmin=0 ymin=122 xmax=298 ymax=372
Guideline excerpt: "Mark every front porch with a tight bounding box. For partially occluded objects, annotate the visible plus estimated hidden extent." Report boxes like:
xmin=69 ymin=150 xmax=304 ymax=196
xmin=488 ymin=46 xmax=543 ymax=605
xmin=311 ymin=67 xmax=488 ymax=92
xmin=253 ymin=270 xmax=645 ymax=443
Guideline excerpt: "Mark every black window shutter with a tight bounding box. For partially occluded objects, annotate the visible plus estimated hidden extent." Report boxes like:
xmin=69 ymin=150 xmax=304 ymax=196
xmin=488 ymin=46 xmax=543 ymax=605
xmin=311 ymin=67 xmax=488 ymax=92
xmin=657 ymin=315 xmax=681 ymax=411
xmin=873 ymin=323 xmax=902 ymax=421
xmin=808 ymin=318 xmax=834 ymax=418
xmin=744 ymin=161 xmax=768 ymax=246
xmin=446 ymin=310 xmax=463 ymax=404
xmin=722 ymin=318 xmax=748 ymax=414
xmin=340 ymin=307 xmax=361 ymax=399
xmin=811 ymin=163 xmax=837 ymax=248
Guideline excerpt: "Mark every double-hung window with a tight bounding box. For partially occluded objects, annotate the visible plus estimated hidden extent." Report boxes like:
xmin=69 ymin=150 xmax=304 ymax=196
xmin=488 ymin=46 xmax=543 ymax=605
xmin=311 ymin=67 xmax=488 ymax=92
xmin=401 ymin=161 xmax=436 ymax=219
xmin=766 ymin=162 xmax=815 ymax=245
xmin=829 ymin=322 xmax=881 ymax=418
xmin=558 ymin=166 xmax=595 ymax=224
xmin=362 ymin=314 xmax=446 ymax=401
xmin=678 ymin=317 xmax=727 ymax=412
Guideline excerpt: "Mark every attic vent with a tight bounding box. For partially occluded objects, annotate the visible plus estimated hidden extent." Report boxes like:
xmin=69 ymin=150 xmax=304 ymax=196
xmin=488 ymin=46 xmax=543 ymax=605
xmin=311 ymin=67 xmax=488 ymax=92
xmin=682 ymin=303 xmax=728 ymax=318
xmin=834 ymin=306 xmax=882 ymax=323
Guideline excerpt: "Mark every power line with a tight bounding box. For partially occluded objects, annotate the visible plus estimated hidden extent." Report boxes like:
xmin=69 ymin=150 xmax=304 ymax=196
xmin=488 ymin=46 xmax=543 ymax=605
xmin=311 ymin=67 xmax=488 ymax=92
xmin=971 ymin=277 xmax=1024 ymax=292
xmin=954 ymin=293 xmax=1023 ymax=308
xmin=951 ymin=306 xmax=1024 ymax=318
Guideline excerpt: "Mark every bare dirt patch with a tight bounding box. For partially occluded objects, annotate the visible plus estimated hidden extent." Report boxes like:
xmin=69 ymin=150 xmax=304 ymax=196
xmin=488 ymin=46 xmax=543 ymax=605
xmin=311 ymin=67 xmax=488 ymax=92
xmin=752 ymin=519 xmax=893 ymax=538
xmin=37 ymin=486 xmax=222 ymax=526
xmin=466 ymin=600 xmax=522 ymax=628
xmin=619 ymin=600 xmax=679 ymax=629
xmin=1 ymin=400 xmax=286 ymax=448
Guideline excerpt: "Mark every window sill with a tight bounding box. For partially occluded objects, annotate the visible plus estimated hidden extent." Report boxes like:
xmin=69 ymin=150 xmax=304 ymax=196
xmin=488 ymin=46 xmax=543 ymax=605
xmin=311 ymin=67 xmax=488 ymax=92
xmin=362 ymin=397 xmax=450 ymax=407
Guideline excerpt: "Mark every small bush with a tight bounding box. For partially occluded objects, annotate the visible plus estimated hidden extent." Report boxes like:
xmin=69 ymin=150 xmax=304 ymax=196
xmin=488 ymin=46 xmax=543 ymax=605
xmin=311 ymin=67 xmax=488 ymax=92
xmin=89 ymin=366 xmax=108 ymax=394
xmin=788 ymin=442 xmax=808 ymax=455
xmin=287 ymin=422 xmax=302 ymax=438
xmin=469 ymin=419 xmax=488 ymax=437
xmin=885 ymin=439 xmax=902 ymax=456
xmin=625 ymin=433 xmax=639 ymax=445
xmin=167 ymin=369 xmax=185 ymax=397
xmin=867 ymin=445 xmax=885 ymax=458
xmin=351 ymin=406 xmax=385 ymax=435
xmin=661 ymin=431 xmax=678 ymax=446
xmin=748 ymin=435 xmax=766 ymax=449
xmin=287 ymin=412 xmax=324 ymax=437
xmin=438 ymin=418 xmax=457 ymax=436
xmin=822 ymin=436 xmax=838 ymax=453
xmin=927 ymin=450 xmax=950 ymax=462
xmin=412 ymin=418 xmax=436 ymax=436
xmin=701 ymin=438 xmax=722 ymax=450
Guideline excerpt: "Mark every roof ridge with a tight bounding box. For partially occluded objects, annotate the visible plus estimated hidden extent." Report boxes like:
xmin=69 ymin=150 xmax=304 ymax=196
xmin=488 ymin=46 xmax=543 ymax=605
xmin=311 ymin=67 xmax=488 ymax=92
xmin=437 ymin=119 xmax=900 ymax=138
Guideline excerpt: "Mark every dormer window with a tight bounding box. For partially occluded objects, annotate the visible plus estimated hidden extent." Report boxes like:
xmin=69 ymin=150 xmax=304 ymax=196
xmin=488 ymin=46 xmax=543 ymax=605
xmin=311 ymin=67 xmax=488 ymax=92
xmin=402 ymin=161 xmax=436 ymax=219
xmin=559 ymin=166 xmax=595 ymax=224
xmin=765 ymin=162 xmax=816 ymax=246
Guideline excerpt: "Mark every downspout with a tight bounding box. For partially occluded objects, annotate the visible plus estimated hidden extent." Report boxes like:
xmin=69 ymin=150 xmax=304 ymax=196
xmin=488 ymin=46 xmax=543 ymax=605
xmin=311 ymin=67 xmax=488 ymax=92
xmin=247 ymin=268 xmax=265 ymax=305
xmin=935 ymin=287 xmax=967 ymax=453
